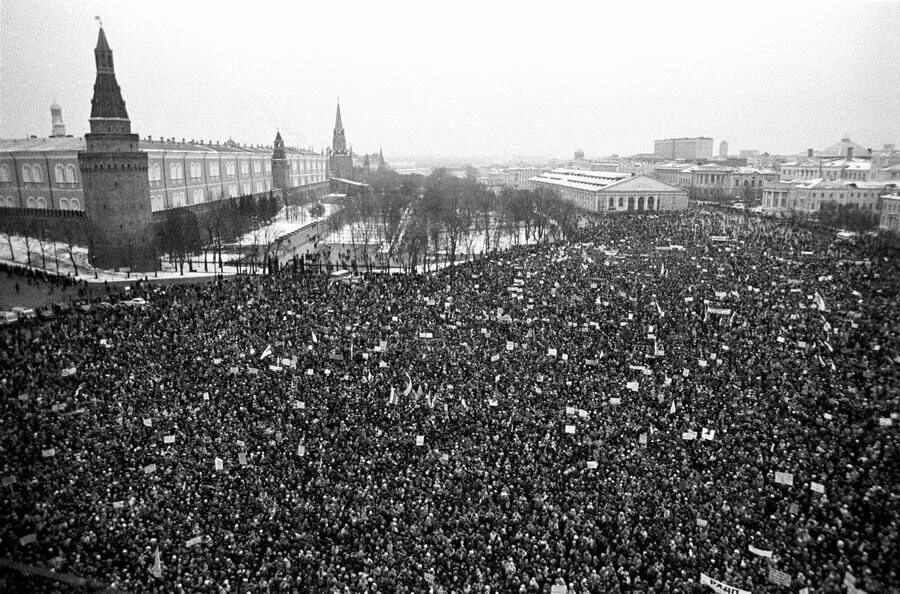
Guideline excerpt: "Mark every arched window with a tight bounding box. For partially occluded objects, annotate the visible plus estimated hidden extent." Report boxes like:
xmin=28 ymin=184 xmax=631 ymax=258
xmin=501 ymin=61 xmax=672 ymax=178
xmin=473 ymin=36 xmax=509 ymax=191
xmin=26 ymin=196 xmax=35 ymax=207
xmin=31 ymin=165 xmax=42 ymax=182
xmin=242 ymin=182 xmax=251 ymax=195
xmin=627 ymin=196 xmax=634 ymax=211
xmin=226 ymin=161 xmax=236 ymax=176
xmin=66 ymin=164 xmax=77 ymax=183
xmin=170 ymin=163 xmax=178 ymax=180
xmin=618 ymin=196 xmax=623 ymax=208
xmin=0 ymin=164 xmax=10 ymax=182
xmin=230 ymin=184 xmax=238 ymax=197
xmin=240 ymin=161 xmax=249 ymax=175
xmin=647 ymin=196 xmax=655 ymax=210
xmin=5 ymin=196 xmax=15 ymax=206
xmin=55 ymin=164 xmax=66 ymax=184
xmin=59 ymin=197 xmax=70 ymax=210
xmin=253 ymin=161 xmax=261 ymax=173
xmin=608 ymin=196 xmax=614 ymax=210
xmin=36 ymin=197 xmax=47 ymax=208
xmin=637 ymin=196 xmax=645 ymax=211
xmin=209 ymin=161 xmax=219 ymax=177
xmin=70 ymin=198 xmax=81 ymax=210
xmin=22 ymin=165 xmax=32 ymax=183
xmin=193 ymin=188 xmax=204 ymax=203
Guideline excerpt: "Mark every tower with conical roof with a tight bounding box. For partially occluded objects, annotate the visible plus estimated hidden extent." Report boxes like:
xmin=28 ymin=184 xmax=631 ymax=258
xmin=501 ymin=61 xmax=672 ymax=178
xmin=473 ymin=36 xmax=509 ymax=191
xmin=78 ymin=24 xmax=155 ymax=271
xmin=329 ymin=100 xmax=353 ymax=179
xmin=271 ymin=131 xmax=289 ymax=191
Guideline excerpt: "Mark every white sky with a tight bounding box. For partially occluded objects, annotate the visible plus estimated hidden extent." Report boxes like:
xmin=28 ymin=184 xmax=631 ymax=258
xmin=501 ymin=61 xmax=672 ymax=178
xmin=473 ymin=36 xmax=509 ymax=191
xmin=1 ymin=0 xmax=898 ymax=162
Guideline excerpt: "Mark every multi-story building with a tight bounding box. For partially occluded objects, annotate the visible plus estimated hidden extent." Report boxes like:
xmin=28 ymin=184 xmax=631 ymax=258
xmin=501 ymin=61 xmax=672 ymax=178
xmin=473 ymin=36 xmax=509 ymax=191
xmin=529 ymin=168 xmax=687 ymax=213
xmin=761 ymin=179 xmax=899 ymax=218
xmin=654 ymin=137 xmax=714 ymax=160
xmin=719 ymin=140 xmax=728 ymax=159
xmin=880 ymin=193 xmax=900 ymax=233
xmin=649 ymin=162 xmax=778 ymax=201
xmin=1 ymin=129 xmax=327 ymax=213
xmin=475 ymin=166 xmax=547 ymax=191
xmin=780 ymin=142 xmax=900 ymax=183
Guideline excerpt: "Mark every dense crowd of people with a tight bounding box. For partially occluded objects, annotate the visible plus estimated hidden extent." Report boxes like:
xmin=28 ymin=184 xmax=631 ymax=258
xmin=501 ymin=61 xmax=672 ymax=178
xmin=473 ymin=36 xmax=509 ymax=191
xmin=1 ymin=210 xmax=897 ymax=592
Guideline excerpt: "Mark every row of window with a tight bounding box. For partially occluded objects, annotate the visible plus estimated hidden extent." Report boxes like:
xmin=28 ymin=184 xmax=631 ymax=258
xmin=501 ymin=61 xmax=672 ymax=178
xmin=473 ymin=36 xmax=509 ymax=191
xmin=149 ymin=159 xmax=288 ymax=182
xmin=2 ymin=195 xmax=82 ymax=209
xmin=0 ymin=164 xmax=44 ymax=183
xmin=605 ymin=195 xmax=658 ymax=211
xmin=4 ymin=159 xmax=326 ymax=186
xmin=54 ymin=164 xmax=78 ymax=184
xmin=150 ymin=181 xmax=281 ymax=212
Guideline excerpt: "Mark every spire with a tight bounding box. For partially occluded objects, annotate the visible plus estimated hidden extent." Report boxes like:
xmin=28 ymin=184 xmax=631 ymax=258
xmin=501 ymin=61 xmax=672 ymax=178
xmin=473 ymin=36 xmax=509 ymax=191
xmin=88 ymin=25 xmax=131 ymax=131
xmin=335 ymin=100 xmax=343 ymax=131
xmin=332 ymin=99 xmax=347 ymax=155
xmin=273 ymin=130 xmax=285 ymax=160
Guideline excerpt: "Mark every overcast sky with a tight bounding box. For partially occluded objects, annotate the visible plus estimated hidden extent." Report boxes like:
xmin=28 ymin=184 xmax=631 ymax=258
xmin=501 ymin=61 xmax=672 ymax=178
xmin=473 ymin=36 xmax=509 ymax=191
xmin=1 ymin=0 xmax=898 ymax=163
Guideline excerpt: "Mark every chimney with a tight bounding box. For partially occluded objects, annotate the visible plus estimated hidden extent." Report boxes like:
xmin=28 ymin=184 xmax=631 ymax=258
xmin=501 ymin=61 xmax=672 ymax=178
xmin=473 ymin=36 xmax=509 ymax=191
xmin=847 ymin=147 xmax=853 ymax=159
xmin=807 ymin=149 xmax=814 ymax=158
xmin=159 ymin=136 xmax=163 ymax=141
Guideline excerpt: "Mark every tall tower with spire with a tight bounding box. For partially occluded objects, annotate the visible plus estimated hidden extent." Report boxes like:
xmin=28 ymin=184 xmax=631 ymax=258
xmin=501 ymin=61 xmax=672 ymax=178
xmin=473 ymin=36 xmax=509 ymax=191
xmin=271 ymin=131 xmax=289 ymax=191
xmin=50 ymin=102 xmax=66 ymax=137
xmin=78 ymin=25 xmax=155 ymax=271
xmin=329 ymin=100 xmax=353 ymax=179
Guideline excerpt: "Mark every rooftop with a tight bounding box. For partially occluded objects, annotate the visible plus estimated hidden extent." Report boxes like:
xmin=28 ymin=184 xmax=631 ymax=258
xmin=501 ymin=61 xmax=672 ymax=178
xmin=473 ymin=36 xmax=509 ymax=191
xmin=0 ymin=135 xmax=323 ymax=156
xmin=530 ymin=168 xmax=630 ymax=192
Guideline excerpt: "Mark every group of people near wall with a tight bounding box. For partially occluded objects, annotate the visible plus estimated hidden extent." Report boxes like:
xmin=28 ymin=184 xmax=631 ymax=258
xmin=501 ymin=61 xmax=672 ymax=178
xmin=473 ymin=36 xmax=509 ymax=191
xmin=0 ymin=211 xmax=897 ymax=593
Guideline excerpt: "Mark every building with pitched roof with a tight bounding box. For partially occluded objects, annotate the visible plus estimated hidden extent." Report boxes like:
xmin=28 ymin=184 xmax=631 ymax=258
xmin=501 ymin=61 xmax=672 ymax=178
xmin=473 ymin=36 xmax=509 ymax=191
xmin=530 ymin=169 xmax=687 ymax=213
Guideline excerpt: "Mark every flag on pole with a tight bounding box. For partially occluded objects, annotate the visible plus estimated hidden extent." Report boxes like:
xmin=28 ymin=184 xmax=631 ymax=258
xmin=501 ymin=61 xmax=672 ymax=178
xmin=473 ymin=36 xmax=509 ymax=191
xmin=149 ymin=547 xmax=163 ymax=578
xmin=388 ymin=386 xmax=398 ymax=405
xmin=311 ymin=331 xmax=318 ymax=344
xmin=259 ymin=344 xmax=273 ymax=360
xmin=669 ymin=400 xmax=676 ymax=415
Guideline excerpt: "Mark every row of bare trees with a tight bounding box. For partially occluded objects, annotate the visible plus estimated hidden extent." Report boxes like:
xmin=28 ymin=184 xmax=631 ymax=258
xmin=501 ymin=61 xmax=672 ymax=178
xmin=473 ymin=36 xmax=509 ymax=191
xmin=326 ymin=167 xmax=577 ymax=275
xmin=0 ymin=213 xmax=86 ymax=275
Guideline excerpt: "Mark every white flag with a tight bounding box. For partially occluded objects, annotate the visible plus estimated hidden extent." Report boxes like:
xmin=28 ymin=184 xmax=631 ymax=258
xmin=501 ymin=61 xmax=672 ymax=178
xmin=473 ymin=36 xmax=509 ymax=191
xmin=214 ymin=457 xmax=224 ymax=471
xmin=149 ymin=546 xmax=163 ymax=578
xmin=259 ymin=344 xmax=273 ymax=360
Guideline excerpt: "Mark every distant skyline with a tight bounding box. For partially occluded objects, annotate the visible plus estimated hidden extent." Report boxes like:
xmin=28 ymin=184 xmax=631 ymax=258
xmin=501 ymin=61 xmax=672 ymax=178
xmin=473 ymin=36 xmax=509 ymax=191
xmin=1 ymin=0 xmax=898 ymax=163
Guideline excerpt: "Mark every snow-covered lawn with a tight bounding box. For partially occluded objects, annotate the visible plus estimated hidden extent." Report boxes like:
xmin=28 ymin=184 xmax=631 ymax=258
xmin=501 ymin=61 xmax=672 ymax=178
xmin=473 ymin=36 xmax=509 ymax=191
xmin=233 ymin=204 xmax=339 ymax=247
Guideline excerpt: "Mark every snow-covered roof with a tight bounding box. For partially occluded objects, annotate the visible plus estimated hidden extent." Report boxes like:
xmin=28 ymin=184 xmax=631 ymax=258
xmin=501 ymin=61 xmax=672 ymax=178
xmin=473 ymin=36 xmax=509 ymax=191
xmin=529 ymin=169 xmax=630 ymax=192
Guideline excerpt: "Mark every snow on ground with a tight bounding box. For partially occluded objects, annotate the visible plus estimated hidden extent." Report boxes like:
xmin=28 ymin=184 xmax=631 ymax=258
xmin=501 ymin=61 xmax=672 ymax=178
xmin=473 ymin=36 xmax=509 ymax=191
xmin=233 ymin=204 xmax=338 ymax=247
xmin=0 ymin=233 xmax=248 ymax=282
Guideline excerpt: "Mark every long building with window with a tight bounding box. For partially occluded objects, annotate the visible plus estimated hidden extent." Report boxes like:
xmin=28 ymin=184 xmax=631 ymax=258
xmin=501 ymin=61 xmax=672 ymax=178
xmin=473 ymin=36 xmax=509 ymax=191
xmin=1 ymin=122 xmax=328 ymax=214
xmin=760 ymin=179 xmax=899 ymax=218
xmin=529 ymin=169 xmax=688 ymax=213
